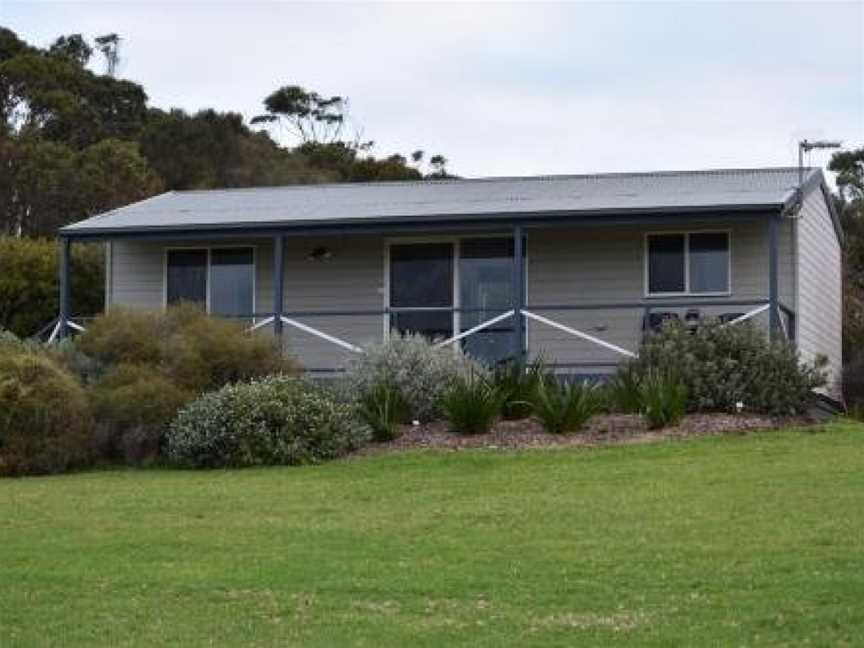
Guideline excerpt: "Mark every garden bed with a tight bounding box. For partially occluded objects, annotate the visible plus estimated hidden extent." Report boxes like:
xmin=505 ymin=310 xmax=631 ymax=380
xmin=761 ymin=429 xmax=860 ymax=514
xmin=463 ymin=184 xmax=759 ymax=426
xmin=359 ymin=413 xmax=814 ymax=454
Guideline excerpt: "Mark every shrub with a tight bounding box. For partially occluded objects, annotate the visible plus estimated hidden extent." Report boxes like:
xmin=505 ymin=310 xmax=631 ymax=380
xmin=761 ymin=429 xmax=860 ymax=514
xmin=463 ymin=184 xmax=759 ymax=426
xmin=0 ymin=236 xmax=104 ymax=338
xmin=76 ymin=305 xmax=296 ymax=391
xmin=88 ymin=364 xmax=193 ymax=464
xmin=73 ymin=306 xmax=298 ymax=462
xmin=442 ymin=372 xmax=504 ymax=435
xmin=0 ymin=327 xmax=21 ymax=347
xmin=491 ymin=360 xmax=546 ymax=420
xmin=358 ymin=381 xmax=411 ymax=442
xmin=633 ymin=321 xmax=826 ymax=416
xmin=347 ymin=332 xmax=479 ymax=422
xmin=0 ymin=345 xmax=92 ymax=476
xmin=166 ymin=375 xmax=369 ymax=468
xmin=639 ymin=370 xmax=688 ymax=429
xmin=532 ymin=376 xmax=601 ymax=434
xmin=605 ymin=363 xmax=643 ymax=413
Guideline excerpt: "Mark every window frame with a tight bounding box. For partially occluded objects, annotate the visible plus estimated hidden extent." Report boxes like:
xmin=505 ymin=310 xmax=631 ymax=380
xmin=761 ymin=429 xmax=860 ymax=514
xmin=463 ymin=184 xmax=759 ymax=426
xmin=163 ymin=245 xmax=257 ymax=317
xmin=383 ymin=235 xmax=527 ymax=351
xmin=643 ymin=230 xmax=732 ymax=298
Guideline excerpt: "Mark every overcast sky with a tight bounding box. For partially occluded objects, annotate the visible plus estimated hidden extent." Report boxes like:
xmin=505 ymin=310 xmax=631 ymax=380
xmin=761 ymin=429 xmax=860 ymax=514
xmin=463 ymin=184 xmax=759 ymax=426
xmin=3 ymin=1 xmax=863 ymax=178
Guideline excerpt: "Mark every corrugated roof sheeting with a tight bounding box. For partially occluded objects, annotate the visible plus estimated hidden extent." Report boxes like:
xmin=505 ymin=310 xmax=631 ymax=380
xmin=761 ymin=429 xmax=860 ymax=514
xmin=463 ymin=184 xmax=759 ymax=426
xmin=62 ymin=167 xmax=821 ymax=234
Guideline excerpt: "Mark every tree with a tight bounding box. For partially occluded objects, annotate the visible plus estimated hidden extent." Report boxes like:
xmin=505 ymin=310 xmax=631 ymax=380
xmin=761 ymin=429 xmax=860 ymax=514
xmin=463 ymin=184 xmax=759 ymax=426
xmin=94 ymin=33 xmax=121 ymax=76
xmin=252 ymin=85 xmax=347 ymax=145
xmin=829 ymin=147 xmax=864 ymax=370
xmin=0 ymin=137 xmax=162 ymax=237
xmin=48 ymin=34 xmax=92 ymax=67
xmin=829 ymin=147 xmax=864 ymax=204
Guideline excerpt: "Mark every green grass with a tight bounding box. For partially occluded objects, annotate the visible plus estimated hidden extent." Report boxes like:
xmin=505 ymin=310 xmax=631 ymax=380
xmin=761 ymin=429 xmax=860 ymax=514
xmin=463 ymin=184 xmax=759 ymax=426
xmin=2 ymin=421 xmax=864 ymax=646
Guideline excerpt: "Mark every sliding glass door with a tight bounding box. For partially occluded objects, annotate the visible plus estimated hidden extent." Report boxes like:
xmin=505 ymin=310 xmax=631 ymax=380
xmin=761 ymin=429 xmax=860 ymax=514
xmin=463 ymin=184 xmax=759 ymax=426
xmin=459 ymin=238 xmax=514 ymax=364
xmin=389 ymin=242 xmax=454 ymax=339
xmin=388 ymin=237 xmax=521 ymax=365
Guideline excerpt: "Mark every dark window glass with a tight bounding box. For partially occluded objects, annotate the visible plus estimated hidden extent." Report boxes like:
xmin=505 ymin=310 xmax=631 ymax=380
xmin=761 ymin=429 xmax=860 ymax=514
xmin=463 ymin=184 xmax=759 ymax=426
xmin=166 ymin=249 xmax=207 ymax=306
xmin=390 ymin=243 xmax=453 ymax=307
xmin=390 ymin=243 xmax=454 ymax=341
xmin=648 ymin=234 xmax=685 ymax=293
xmin=210 ymin=248 xmax=254 ymax=317
xmin=459 ymin=238 xmax=515 ymax=364
xmin=689 ymin=233 xmax=729 ymax=293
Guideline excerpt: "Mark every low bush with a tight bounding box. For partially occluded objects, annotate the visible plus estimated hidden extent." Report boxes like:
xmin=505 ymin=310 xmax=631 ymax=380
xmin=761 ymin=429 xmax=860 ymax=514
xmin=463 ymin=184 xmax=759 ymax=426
xmin=532 ymin=376 xmax=601 ymax=434
xmin=73 ymin=306 xmax=298 ymax=462
xmin=443 ymin=372 xmax=504 ymax=435
xmin=88 ymin=364 xmax=193 ymax=464
xmin=639 ymin=370 xmax=688 ymax=429
xmin=491 ymin=360 xmax=546 ymax=420
xmin=358 ymin=381 xmax=410 ymax=442
xmin=77 ymin=305 xmax=296 ymax=391
xmin=347 ymin=332 xmax=479 ymax=422
xmin=0 ymin=345 xmax=92 ymax=476
xmin=167 ymin=375 xmax=369 ymax=468
xmin=633 ymin=321 xmax=826 ymax=416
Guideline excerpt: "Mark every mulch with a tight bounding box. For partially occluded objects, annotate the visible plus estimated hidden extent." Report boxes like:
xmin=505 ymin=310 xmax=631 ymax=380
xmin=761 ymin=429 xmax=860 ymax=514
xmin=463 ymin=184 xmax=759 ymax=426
xmin=355 ymin=413 xmax=816 ymax=455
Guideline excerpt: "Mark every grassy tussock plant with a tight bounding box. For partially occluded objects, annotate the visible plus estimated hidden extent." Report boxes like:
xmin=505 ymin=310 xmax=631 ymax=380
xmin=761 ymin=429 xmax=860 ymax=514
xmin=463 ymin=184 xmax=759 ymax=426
xmin=0 ymin=344 xmax=93 ymax=476
xmin=167 ymin=375 xmax=369 ymax=468
xmin=443 ymin=372 xmax=504 ymax=435
xmin=606 ymin=362 xmax=643 ymax=413
xmin=358 ymin=381 xmax=411 ymax=442
xmin=639 ymin=370 xmax=688 ymax=430
xmin=491 ymin=359 xmax=546 ymax=420
xmin=348 ymin=332 xmax=480 ymax=422
xmin=532 ymin=376 xmax=601 ymax=434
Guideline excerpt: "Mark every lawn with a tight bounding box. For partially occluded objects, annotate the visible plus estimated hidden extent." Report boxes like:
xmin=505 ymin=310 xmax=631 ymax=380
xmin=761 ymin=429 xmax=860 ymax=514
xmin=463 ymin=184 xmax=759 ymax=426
xmin=2 ymin=421 xmax=863 ymax=647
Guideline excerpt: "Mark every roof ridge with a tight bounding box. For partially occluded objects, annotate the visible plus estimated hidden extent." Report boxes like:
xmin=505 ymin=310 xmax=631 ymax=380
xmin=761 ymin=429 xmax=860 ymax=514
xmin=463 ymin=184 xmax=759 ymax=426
xmin=171 ymin=166 xmax=818 ymax=195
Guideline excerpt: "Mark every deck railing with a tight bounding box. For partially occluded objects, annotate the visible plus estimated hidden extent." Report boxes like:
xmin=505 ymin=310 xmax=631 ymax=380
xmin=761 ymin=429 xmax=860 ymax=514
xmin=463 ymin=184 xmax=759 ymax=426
xmin=36 ymin=298 xmax=795 ymax=374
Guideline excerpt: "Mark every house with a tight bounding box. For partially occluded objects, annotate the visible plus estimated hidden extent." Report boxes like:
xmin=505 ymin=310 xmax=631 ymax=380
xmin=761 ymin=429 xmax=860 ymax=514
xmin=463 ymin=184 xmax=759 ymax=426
xmin=57 ymin=167 xmax=843 ymax=397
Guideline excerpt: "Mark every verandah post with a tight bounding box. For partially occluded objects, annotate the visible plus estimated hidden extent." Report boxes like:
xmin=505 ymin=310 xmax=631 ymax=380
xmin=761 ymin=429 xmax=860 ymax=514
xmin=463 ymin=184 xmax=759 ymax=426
xmin=58 ymin=236 xmax=70 ymax=340
xmin=768 ymin=212 xmax=780 ymax=341
xmin=273 ymin=234 xmax=285 ymax=341
xmin=512 ymin=224 xmax=525 ymax=364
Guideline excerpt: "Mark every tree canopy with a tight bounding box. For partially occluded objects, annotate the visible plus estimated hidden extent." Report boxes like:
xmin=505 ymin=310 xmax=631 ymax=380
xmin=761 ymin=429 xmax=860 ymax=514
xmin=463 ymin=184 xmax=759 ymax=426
xmin=0 ymin=29 xmax=454 ymax=237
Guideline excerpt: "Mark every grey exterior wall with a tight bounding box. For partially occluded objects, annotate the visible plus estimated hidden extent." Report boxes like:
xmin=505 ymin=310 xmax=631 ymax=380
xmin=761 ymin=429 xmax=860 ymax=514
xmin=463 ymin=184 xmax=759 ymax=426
xmin=795 ymin=189 xmax=843 ymax=397
xmin=525 ymin=218 xmax=794 ymax=368
xmin=107 ymin=216 xmax=802 ymax=373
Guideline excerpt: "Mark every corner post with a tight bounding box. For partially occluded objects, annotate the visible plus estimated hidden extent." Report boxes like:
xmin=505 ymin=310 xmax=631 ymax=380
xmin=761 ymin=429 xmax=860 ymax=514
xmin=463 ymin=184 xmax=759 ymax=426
xmin=512 ymin=225 xmax=525 ymax=363
xmin=768 ymin=212 xmax=780 ymax=340
xmin=273 ymin=234 xmax=285 ymax=341
xmin=58 ymin=236 xmax=70 ymax=339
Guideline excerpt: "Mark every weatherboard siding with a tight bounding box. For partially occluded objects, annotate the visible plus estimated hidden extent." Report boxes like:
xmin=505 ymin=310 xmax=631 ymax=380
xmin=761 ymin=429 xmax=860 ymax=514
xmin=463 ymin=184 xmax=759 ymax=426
xmin=525 ymin=219 xmax=794 ymax=367
xmin=107 ymin=219 xmax=796 ymax=372
xmin=796 ymin=189 xmax=843 ymax=398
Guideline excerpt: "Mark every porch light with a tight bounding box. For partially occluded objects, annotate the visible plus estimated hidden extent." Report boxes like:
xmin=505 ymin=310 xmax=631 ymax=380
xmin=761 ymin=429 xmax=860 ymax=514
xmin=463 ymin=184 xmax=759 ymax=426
xmin=307 ymin=246 xmax=332 ymax=262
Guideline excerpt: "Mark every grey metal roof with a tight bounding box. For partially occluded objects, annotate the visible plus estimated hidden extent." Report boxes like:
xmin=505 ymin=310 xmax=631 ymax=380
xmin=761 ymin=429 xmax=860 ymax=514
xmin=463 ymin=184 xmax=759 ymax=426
xmin=62 ymin=167 xmax=823 ymax=236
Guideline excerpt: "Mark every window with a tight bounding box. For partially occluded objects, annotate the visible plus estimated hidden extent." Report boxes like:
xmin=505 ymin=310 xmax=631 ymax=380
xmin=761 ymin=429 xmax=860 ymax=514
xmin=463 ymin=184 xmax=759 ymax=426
xmin=646 ymin=232 xmax=729 ymax=295
xmin=166 ymin=247 xmax=255 ymax=317
xmin=387 ymin=237 xmax=523 ymax=364
xmin=166 ymin=249 xmax=207 ymax=307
